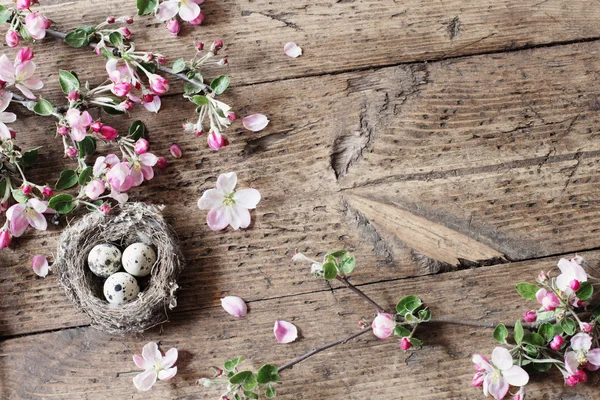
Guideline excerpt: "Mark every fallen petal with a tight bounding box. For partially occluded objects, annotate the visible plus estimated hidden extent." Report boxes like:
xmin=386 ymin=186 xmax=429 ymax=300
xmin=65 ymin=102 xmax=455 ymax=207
xmin=284 ymin=42 xmax=302 ymax=58
xmin=274 ymin=320 xmax=298 ymax=344
xmin=221 ymin=296 xmax=248 ymax=318
xmin=242 ymin=114 xmax=269 ymax=132
xmin=32 ymin=255 xmax=49 ymax=277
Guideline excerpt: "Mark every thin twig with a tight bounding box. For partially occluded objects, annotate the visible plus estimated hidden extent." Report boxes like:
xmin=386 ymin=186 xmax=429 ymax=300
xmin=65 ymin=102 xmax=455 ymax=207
xmin=277 ymin=328 xmax=372 ymax=373
xmin=336 ymin=276 xmax=386 ymax=314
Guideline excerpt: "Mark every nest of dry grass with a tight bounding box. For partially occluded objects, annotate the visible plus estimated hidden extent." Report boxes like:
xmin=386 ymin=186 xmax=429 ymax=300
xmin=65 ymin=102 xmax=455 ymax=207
xmin=54 ymin=202 xmax=185 ymax=335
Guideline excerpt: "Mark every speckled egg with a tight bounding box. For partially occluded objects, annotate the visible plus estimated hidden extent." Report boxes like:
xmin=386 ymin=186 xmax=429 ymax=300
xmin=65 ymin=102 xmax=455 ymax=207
xmin=103 ymin=272 xmax=140 ymax=305
xmin=87 ymin=243 xmax=122 ymax=278
xmin=122 ymin=242 xmax=156 ymax=277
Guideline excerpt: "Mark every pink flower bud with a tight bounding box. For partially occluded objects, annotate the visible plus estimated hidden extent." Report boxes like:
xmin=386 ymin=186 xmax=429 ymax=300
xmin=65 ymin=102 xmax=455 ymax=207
xmin=207 ymin=131 xmax=228 ymax=151
xmin=157 ymin=56 xmax=166 ymax=65
xmin=581 ymin=323 xmax=592 ymax=333
xmin=16 ymin=47 xmax=34 ymax=64
xmin=371 ymin=313 xmax=395 ymax=339
xmin=189 ymin=13 xmax=205 ymax=25
xmin=216 ymin=369 xmax=223 ymax=376
xmin=32 ymin=255 xmax=49 ymax=277
xmin=210 ymin=39 xmax=224 ymax=54
xmin=120 ymin=100 xmax=134 ymax=111
xmin=227 ymin=112 xmax=236 ymax=121
xmin=550 ymin=334 xmax=564 ymax=350
xmin=8 ymin=129 xmax=15 ymax=139
xmin=565 ymin=375 xmax=579 ymax=386
xmin=134 ymin=138 xmax=149 ymax=155
xmin=156 ymin=157 xmax=168 ymax=169
xmin=146 ymin=53 xmax=154 ymax=62
xmin=6 ymin=30 xmax=19 ymax=48
xmin=194 ymin=130 xmax=203 ymax=137
xmin=113 ymin=82 xmax=133 ymax=97
xmin=575 ymin=369 xmax=588 ymax=383
xmin=99 ymin=204 xmax=111 ymax=215
xmin=42 ymin=187 xmax=53 ymax=197
xmin=167 ymin=19 xmax=180 ymax=35
xmin=523 ymin=310 xmax=536 ymax=323
xmin=218 ymin=58 xmax=228 ymax=66
xmin=124 ymin=16 xmax=134 ymax=24
xmin=472 ymin=373 xmax=484 ymax=387
xmin=90 ymin=121 xmax=103 ymax=133
xmin=21 ymin=185 xmax=32 ymax=195
xmin=57 ymin=125 xmax=68 ymax=136
xmin=357 ymin=320 xmax=365 ymax=328
xmin=182 ymin=122 xmax=194 ymax=132
xmin=100 ymin=125 xmax=118 ymax=141
xmin=537 ymin=271 xmax=549 ymax=283
xmin=570 ymin=279 xmax=580 ymax=291
xmin=169 ymin=144 xmax=182 ymax=159
xmin=68 ymin=91 xmax=80 ymax=101
xmin=16 ymin=0 xmax=32 ymax=10
xmin=119 ymin=27 xmax=132 ymax=39
xmin=149 ymin=75 xmax=169 ymax=95
xmin=0 ymin=201 xmax=7 ymax=212
xmin=85 ymin=179 xmax=106 ymax=200
xmin=106 ymin=17 xmax=115 ymax=23
xmin=143 ymin=93 xmax=155 ymax=103
xmin=220 ymin=296 xmax=247 ymax=318
xmin=0 ymin=230 xmax=12 ymax=249
xmin=195 ymin=41 xmax=204 ymax=51
xmin=66 ymin=147 xmax=77 ymax=158
xmin=400 ymin=337 xmax=412 ymax=351
xmin=575 ymin=299 xmax=586 ymax=308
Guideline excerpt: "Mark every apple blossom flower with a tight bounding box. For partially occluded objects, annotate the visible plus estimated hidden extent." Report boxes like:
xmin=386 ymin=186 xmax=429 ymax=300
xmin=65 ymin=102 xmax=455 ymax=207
xmin=32 ymin=255 xmax=49 ymax=277
xmin=211 ymin=40 xmax=223 ymax=53
xmin=273 ymin=320 xmax=297 ymax=344
xmin=0 ymin=53 xmax=44 ymax=99
xmin=284 ymin=42 xmax=302 ymax=58
xmin=156 ymin=157 xmax=168 ymax=169
xmin=169 ymin=144 xmax=182 ymax=158
xmin=550 ymin=335 xmax=564 ymax=351
xmin=156 ymin=0 xmax=204 ymax=22
xmin=24 ymin=12 xmax=50 ymax=40
xmin=221 ymin=296 xmax=247 ymax=318
xmin=6 ymin=198 xmax=48 ymax=236
xmin=0 ymin=90 xmax=17 ymax=140
xmin=556 ymin=258 xmax=588 ymax=292
xmin=371 ymin=313 xmax=395 ymax=339
xmin=167 ymin=19 xmax=180 ymax=35
xmin=197 ymin=172 xmax=261 ymax=231
xmin=16 ymin=47 xmax=34 ymax=64
xmin=5 ymin=30 xmax=18 ymax=48
xmin=0 ymin=229 xmax=11 ymax=248
xmin=99 ymin=125 xmax=118 ymax=141
xmin=85 ymin=180 xmax=106 ymax=200
xmin=133 ymin=342 xmax=178 ymax=391
xmin=535 ymin=288 xmax=560 ymax=311
xmin=400 ymin=337 xmax=412 ymax=351
xmin=107 ymin=162 xmax=134 ymax=193
xmin=148 ymin=74 xmax=169 ymax=95
xmin=113 ymin=82 xmax=133 ymax=97
xmin=16 ymin=0 xmax=32 ymax=11
xmin=135 ymin=138 xmax=150 ymax=155
xmin=129 ymin=153 xmax=158 ymax=186
xmin=65 ymin=147 xmax=77 ymax=158
xmin=207 ymin=131 xmax=228 ymax=151
xmin=522 ymin=310 xmax=536 ymax=323
xmin=472 ymin=347 xmax=529 ymax=400
xmin=143 ymin=93 xmax=161 ymax=113
xmin=99 ymin=204 xmax=111 ymax=214
xmin=65 ymin=108 xmax=93 ymax=142
xmin=566 ymin=333 xmax=600 ymax=372
xmin=242 ymin=114 xmax=270 ymax=132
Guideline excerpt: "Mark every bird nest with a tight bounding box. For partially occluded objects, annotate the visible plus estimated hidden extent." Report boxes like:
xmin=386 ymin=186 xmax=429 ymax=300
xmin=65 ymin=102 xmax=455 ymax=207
xmin=54 ymin=202 xmax=185 ymax=335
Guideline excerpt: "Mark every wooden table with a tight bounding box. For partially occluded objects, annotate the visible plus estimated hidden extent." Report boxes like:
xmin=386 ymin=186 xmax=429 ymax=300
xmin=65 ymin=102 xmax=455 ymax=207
xmin=1 ymin=0 xmax=599 ymax=398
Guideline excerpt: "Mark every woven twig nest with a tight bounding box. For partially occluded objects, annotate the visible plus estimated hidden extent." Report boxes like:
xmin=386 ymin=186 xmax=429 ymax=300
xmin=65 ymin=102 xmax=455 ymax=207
xmin=55 ymin=202 xmax=185 ymax=335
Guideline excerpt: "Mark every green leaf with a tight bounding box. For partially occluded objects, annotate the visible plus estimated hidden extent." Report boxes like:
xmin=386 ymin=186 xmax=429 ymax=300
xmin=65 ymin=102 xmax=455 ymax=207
xmin=533 ymin=362 xmax=552 ymax=372
xmin=55 ymin=170 xmax=78 ymax=190
xmin=108 ymin=31 xmax=123 ymax=47
xmin=244 ymin=391 xmax=259 ymax=400
xmin=576 ymin=282 xmax=593 ymax=301
xmin=128 ymin=120 xmax=146 ymax=141
xmin=396 ymin=295 xmax=423 ymax=317
xmin=322 ymin=261 xmax=337 ymax=280
xmin=410 ymin=337 xmax=424 ymax=346
xmin=78 ymin=166 xmax=93 ymax=186
xmin=184 ymin=81 xmax=204 ymax=95
xmin=86 ymin=199 xmax=103 ymax=211
xmin=524 ymin=344 xmax=538 ymax=356
xmin=65 ymin=28 xmax=92 ymax=48
xmin=0 ymin=179 xmax=8 ymax=203
xmin=11 ymin=188 xmax=28 ymax=203
xmin=515 ymin=283 xmax=539 ymax=301
xmin=58 ymin=70 xmax=80 ymax=94
xmin=136 ymin=0 xmax=158 ymax=15
xmin=326 ymin=250 xmax=346 ymax=258
xmin=210 ymin=75 xmax=230 ymax=95
xmin=48 ymin=194 xmax=76 ymax=214
xmin=393 ymin=326 xmax=411 ymax=338
xmin=77 ymin=136 xmax=96 ymax=158
xmin=523 ymin=332 xmax=545 ymax=347
xmin=560 ymin=318 xmax=576 ymax=335
xmin=513 ymin=320 xmax=524 ymax=345
xmin=417 ymin=308 xmax=431 ymax=322
xmin=172 ymin=58 xmax=186 ymax=73
xmin=229 ymin=371 xmax=257 ymax=391
xmin=33 ymin=98 xmax=54 ymax=116
xmin=190 ymin=95 xmax=209 ymax=106
xmin=265 ymin=385 xmax=276 ymax=399
xmin=339 ymin=253 xmax=356 ymax=275
xmin=224 ymin=356 xmax=244 ymax=371
xmin=138 ymin=62 xmax=156 ymax=74
xmin=22 ymin=149 xmax=38 ymax=166
xmin=493 ymin=324 xmax=508 ymax=344
xmin=256 ymin=364 xmax=280 ymax=385
xmin=537 ymin=323 xmax=554 ymax=343
xmin=0 ymin=6 xmax=12 ymax=24
xmin=593 ymin=304 xmax=600 ymax=322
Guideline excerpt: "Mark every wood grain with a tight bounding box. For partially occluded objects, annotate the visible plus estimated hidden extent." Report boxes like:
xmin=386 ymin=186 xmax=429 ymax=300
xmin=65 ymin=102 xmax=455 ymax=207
xmin=0 ymin=253 xmax=598 ymax=399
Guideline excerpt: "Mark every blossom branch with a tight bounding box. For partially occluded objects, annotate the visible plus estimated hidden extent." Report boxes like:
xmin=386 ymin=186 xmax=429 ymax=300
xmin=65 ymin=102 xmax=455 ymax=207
xmin=335 ymin=276 xmax=386 ymax=314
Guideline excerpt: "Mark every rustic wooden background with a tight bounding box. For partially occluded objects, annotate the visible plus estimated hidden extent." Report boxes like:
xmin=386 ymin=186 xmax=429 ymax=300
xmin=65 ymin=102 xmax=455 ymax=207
xmin=1 ymin=0 xmax=600 ymax=398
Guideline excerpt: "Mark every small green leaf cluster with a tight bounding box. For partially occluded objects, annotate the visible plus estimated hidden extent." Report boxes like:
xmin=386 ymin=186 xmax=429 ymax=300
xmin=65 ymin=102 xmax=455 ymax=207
xmin=319 ymin=250 xmax=356 ymax=280
xmin=394 ymin=295 xmax=430 ymax=346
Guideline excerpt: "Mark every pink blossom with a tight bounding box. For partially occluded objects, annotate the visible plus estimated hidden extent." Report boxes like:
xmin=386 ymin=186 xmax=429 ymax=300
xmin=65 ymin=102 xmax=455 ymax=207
xmin=16 ymin=0 xmax=32 ymax=10
xmin=582 ymin=323 xmax=592 ymax=333
xmin=371 ymin=313 xmax=395 ymax=339
xmin=106 ymin=162 xmax=134 ymax=193
xmin=400 ymin=337 xmax=412 ymax=351
xmin=535 ymin=288 xmax=560 ymax=311
xmin=522 ymin=310 xmax=536 ymax=323
xmin=156 ymin=0 xmax=203 ymax=22
xmin=220 ymin=296 xmax=247 ymax=318
xmin=24 ymin=13 xmax=50 ymax=40
xmin=273 ymin=320 xmax=298 ymax=344
xmin=536 ymin=271 xmax=548 ymax=283
xmin=284 ymin=42 xmax=302 ymax=58
xmin=556 ymin=258 xmax=588 ymax=292
xmin=90 ymin=121 xmax=102 ymax=133
xmin=195 ymin=41 xmax=204 ymax=51
xmin=129 ymin=153 xmax=158 ymax=186
xmin=113 ymin=82 xmax=133 ymax=97
xmin=197 ymin=172 xmax=261 ymax=231
xmin=0 ymin=90 xmax=17 ymax=140
xmin=167 ymin=19 xmax=180 ymax=35
xmin=119 ymin=27 xmax=132 ymax=39
xmin=156 ymin=157 xmax=168 ymax=169
xmin=169 ymin=144 xmax=182 ymax=159
xmin=65 ymin=108 xmax=93 ymax=142
xmin=472 ymin=347 xmax=529 ymax=400
xmin=566 ymin=333 xmax=600 ymax=372
xmin=5 ymin=30 xmax=19 ymax=48
xmin=207 ymin=131 xmax=229 ymax=151
xmin=242 ymin=114 xmax=270 ymax=132
xmin=99 ymin=204 xmax=111 ymax=214
xmin=85 ymin=180 xmax=106 ymax=200
xmin=100 ymin=125 xmax=118 ymax=141
xmin=143 ymin=93 xmax=161 ymax=113
xmin=133 ymin=342 xmax=178 ymax=391
xmin=16 ymin=47 xmax=34 ymax=64
xmin=570 ymin=279 xmax=581 ymax=291
xmin=66 ymin=147 xmax=77 ymax=158
xmin=0 ymin=229 xmax=11 ymax=248
xmin=227 ymin=112 xmax=236 ymax=121
xmin=0 ymin=54 xmax=43 ymax=99
xmin=6 ymin=198 xmax=48 ymax=237
xmin=135 ymin=138 xmax=149 ymax=155
xmin=472 ymin=373 xmax=484 ymax=387
xmin=42 ymin=187 xmax=52 ymax=197
xmin=188 ymin=13 xmax=205 ymax=25
xmin=32 ymin=255 xmax=49 ymax=277
xmin=22 ymin=185 xmax=32 ymax=195
xmin=68 ymin=91 xmax=80 ymax=101
xmin=211 ymin=40 xmax=223 ymax=53
xmin=549 ymin=335 xmax=564 ymax=351
xmin=106 ymin=58 xmax=136 ymax=85
xmin=148 ymin=74 xmax=169 ymax=95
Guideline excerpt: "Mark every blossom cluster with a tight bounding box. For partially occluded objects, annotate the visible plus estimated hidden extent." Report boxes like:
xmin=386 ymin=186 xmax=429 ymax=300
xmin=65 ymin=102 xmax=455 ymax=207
xmin=0 ymin=0 xmax=50 ymax=48
xmin=136 ymin=0 xmax=205 ymax=35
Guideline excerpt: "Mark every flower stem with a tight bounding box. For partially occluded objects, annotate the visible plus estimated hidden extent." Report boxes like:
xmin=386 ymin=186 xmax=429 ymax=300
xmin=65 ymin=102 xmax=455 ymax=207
xmin=277 ymin=328 xmax=372 ymax=373
xmin=336 ymin=276 xmax=387 ymax=314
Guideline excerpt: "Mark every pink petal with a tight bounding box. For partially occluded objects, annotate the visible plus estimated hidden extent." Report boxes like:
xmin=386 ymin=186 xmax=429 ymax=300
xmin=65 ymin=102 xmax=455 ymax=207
xmin=161 ymin=348 xmax=178 ymax=369
xmin=15 ymin=61 xmax=35 ymax=81
xmin=23 ymin=77 xmax=43 ymax=91
xmin=535 ymin=288 xmax=547 ymax=304
xmin=133 ymin=354 xmax=150 ymax=370
xmin=472 ymin=354 xmax=493 ymax=373
xmin=284 ymin=42 xmax=302 ymax=58
xmin=140 ymin=164 xmax=154 ymax=181
xmin=587 ymin=349 xmax=600 ymax=367
xmin=32 ymin=255 xmax=49 ymax=277
xmin=233 ymin=188 xmax=261 ymax=209
xmin=242 ymin=114 xmax=269 ymax=132
xmin=28 ymin=198 xmax=47 ymax=213
xmin=0 ymin=90 xmax=13 ymax=112
xmin=178 ymin=1 xmax=200 ymax=21
xmin=156 ymin=1 xmax=179 ymax=21
xmin=0 ymin=122 xmax=11 ymax=139
xmin=232 ymin=204 xmax=251 ymax=229
xmin=141 ymin=342 xmax=161 ymax=364
xmin=158 ymin=366 xmax=177 ymax=381
xmin=0 ymin=112 xmax=16 ymax=123
xmin=139 ymin=152 xmax=158 ymax=167
xmin=487 ymin=378 xmax=509 ymax=400
xmin=7 ymin=204 xmax=28 ymax=237
xmin=27 ymin=211 xmax=47 ymax=231
xmin=274 ymin=320 xmax=298 ymax=344
xmin=564 ymin=351 xmax=579 ymax=375
xmin=216 ymin=172 xmax=237 ymax=194
xmin=0 ymin=55 xmax=15 ymax=83
xmin=491 ymin=347 xmax=513 ymax=371
xmin=225 ymin=206 xmax=241 ymax=230
xmin=15 ymin=83 xmax=35 ymax=100
xmin=143 ymin=95 xmax=161 ymax=113
xmin=69 ymin=127 xmax=87 ymax=142
xmin=221 ymin=296 xmax=247 ymax=318
xmin=571 ymin=332 xmax=592 ymax=351
xmin=197 ymin=188 xmax=224 ymax=210
xmin=206 ymin=207 xmax=229 ymax=231
xmin=133 ymin=370 xmax=157 ymax=391
xmin=502 ymin=365 xmax=529 ymax=386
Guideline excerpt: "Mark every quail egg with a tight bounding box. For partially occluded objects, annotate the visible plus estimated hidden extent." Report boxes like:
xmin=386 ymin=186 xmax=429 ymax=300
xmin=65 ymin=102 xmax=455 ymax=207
xmin=87 ymin=243 xmax=122 ymax=278
xmin=103 ymin=272 xmax=140 ymax=305
xmin=122 ymin=242 xmax=156 ymax=277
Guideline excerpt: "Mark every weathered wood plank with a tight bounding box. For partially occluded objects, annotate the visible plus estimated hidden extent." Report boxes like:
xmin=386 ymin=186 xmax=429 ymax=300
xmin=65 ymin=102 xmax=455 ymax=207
xmin=0 ymin=253 xmax=598 ymax=399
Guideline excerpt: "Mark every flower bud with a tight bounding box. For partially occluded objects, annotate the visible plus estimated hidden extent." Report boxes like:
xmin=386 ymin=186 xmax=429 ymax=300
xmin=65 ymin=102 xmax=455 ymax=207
xmin=400 ymin=337 xmax=412 ymax=351
xmin=149 ymin=75 xmax=169 ymax=95
xmin=536 ymin=271 xmax=548 ymax=283
xmin=8 ymin=129 xmax=15 ymax=139
xmin=68 ymin=91 xmax=80 ymax=101
xmin=189 ymin=13 xmax=205 ymax=25
xmin=207 ymin=131 xmax=228 ymax=151
xmin=157 ymin=56 xmax=166 ymax=65
xmin=581 ymin=323 xmax=592 ymax=333
xmin=143 ymin=93 xmax=155 ymax=103
xmin=16 ymin=47 xmax=34 ymax=64
xmin=85 ymin=179 xmax=106 ymax=200
xmin=575 ymin=369 xmax=588 ymax=383
xmin=42 ymin=187 xmax=53 ymax=197
xmin=549 ymin=334 xmax=564 ymax=350
xmin=194 ymin=130 xmax=203 ymax=137
xmin=182 ymin=122 xmax=194 ymax=133
xmin=523 ymin=310 xmax=536 ymax=323
xmin=217 ymin=58 xmax=228 ymax=66
xmin=66 ymin=147 xmax=77 ymax=158
xmin=570 ymin=279 xmax=580 ymax=291
xmin=16 ymin=0 xmax=32 ymax=10
xmin=0 ymin=230 xmax=12 ymax=249
xmin=113 ymin=82 xmax=133 ymax=97
xmin=21 ymin=185 xmax=32 ymax=195
xmin=90 ymin=121 xmax=103 ymax=133
xmin=6 ymin=30 xmax=19 ymax=48
xmin=197 ymin=378 xmax=216 ymax=387
xmin=167 ymin=19 xmax=180 ymax=35
xmin=100 ymin=125 xmax=118 ymax=141
xmin=220 ymin=296 xmax=247 ymax=318
xmin=57 ymin=125 xmax=68 ymax=136
xmin=565 ymin=375 xmax=579 ymax=386
xmin=575 ymin=299 xmax=586 ymax=308
xmin=195 ymin=41 xmax=204 ymax=51
xmin=210 ymin=39 xmax=224 ymax=54
xmin=472 ymin=373 xmax=484 ymax=387
xmin=156 ymin=157 xmax=168 ymax=169
xmin=169 ymin=144 xmax=182 ymax=159
xmin=120 ymin=100 xmax=134 ymax=111
xmin=227 ymin=112 xmax=236 ymax=121
xmin=106 ymin=17 xmax=115 ymax=23
xmin=134 ymin=138 xmax=149 ymax=155
xmin=124 ymin=16 xmax=134 ymax=24
xmin=119 ymin=27 xmax=132 ymax=40
xmin=357 ymin=320 xmax=366 ymax=328
xmin=99 ymin=204 xmax=111 ymax=215
xmin=371 ymin=313 xmax=395 ymax=340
